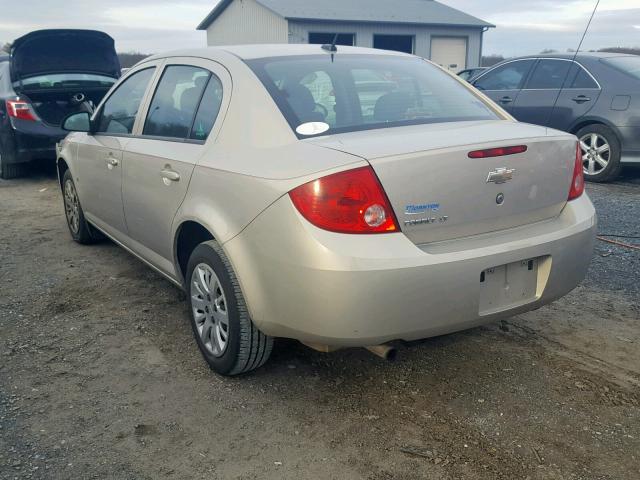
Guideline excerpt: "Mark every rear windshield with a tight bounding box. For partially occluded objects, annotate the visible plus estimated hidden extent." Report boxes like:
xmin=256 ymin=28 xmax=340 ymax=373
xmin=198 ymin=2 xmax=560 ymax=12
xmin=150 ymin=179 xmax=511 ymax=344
xmin=247 ymin=55 xmax=498 ymax=137
xmin=14 ymin=73 xmax=116 ymax=90
xmin=602 ymin=56 xmax=640 ymax=80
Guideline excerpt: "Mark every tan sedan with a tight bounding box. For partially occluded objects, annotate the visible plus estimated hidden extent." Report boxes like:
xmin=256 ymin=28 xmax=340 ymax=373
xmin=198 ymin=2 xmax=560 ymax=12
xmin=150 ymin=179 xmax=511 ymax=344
xmin=58 ymin=45 xmax=596 ymax=375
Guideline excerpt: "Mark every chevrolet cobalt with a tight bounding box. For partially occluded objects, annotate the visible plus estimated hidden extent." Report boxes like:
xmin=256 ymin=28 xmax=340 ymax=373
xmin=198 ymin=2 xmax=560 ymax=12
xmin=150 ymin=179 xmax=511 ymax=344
xmin=58 ymin=45 xmax=596 ymax=375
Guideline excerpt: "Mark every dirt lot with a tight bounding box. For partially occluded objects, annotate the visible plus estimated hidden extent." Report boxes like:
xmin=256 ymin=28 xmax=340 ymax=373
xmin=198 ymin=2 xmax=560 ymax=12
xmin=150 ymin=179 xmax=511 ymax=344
xmin=1 ymin=166 xmax=639 ymax=480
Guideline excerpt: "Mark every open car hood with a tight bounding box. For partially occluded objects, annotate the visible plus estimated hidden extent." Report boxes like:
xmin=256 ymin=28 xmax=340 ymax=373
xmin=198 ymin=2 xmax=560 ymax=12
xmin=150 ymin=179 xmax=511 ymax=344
xmin=11 ymin=29 xmax=120 ymax=81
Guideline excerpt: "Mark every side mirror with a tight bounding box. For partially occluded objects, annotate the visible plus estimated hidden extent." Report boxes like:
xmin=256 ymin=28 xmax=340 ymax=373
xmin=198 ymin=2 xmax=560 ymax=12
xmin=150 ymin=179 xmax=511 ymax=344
xmin=62 ymin=112 xmax=92 ymax=132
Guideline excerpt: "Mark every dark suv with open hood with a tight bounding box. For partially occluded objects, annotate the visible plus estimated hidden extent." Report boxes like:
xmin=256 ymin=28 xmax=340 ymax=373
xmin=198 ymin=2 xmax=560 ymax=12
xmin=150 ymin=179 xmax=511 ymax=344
xmin=0 ymin=29 xmax=120 ymax=179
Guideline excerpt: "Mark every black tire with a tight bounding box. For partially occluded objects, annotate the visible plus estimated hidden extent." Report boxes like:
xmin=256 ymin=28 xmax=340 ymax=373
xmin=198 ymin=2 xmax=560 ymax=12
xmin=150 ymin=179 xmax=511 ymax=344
xmin=62 ymin=169 xmax=97 ymax=244
xmin=186 ymin=240 xmax=273 ymax=376
xmin=577 ymin=124 xmax=622 ymax=183
xmin=0 ymin=139 xmax=28 ymax=179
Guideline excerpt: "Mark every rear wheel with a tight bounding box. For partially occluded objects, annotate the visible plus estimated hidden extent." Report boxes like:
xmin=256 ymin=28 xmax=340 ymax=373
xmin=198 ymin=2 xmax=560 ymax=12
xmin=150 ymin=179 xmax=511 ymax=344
xmin=577 ymin=124 xmax=622 ymax=183
xmin=186 ymin=240 xmax=273 ymax=376
xmin=62 ymin=169 xmax=97 ymax=244
xmin=0 ymin=139 xmax=28 ymax=179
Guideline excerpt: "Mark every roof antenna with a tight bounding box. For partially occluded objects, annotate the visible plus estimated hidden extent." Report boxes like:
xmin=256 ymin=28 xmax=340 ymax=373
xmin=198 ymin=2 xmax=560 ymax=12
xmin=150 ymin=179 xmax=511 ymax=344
xmin=322 ymin=33 xmax=339 ymax=62
xmin=547 ymin=0 xmax=600 ymax=126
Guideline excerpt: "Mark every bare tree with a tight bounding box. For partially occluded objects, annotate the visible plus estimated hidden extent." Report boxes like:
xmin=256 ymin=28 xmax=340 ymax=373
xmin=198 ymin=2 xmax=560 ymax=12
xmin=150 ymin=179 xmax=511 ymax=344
xmin=599 ymin=47 xmax=640 ymax=56
xmin=481 ymin=55 xmax=505 ymax=67
xmin=118 ymin=52 xmax=151 ymax=68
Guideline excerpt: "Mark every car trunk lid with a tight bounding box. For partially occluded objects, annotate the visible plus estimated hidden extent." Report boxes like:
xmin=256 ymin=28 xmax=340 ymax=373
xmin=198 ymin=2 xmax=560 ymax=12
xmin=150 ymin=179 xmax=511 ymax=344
xmin=307 ymin=120 xmax=577 ymax=245
xmin=10 ymin=29 xmax=120 ymax=82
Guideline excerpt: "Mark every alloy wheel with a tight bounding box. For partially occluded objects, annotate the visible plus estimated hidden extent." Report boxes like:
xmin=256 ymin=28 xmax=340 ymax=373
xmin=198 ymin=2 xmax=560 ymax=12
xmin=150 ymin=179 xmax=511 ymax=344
xmin=580 ymin=133 xmax=610 ymax=176
xmin=191 ymin=263 xmax=229 ymax=357
xmin=64 ymin=179 xmax=80 ymax=234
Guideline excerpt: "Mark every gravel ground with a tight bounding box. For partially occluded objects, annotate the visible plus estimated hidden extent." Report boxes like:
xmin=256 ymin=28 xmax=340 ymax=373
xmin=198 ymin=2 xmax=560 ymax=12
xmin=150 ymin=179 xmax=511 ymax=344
xmin=1 ymin=165 xmax=638 ymax=480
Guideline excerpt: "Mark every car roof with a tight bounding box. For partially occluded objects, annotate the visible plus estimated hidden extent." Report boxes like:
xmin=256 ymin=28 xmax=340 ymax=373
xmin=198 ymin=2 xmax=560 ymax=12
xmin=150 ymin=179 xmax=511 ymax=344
xmin=143 ymin=44 xmax=410 ymax=63
xmin=504 ymin=52 xmax=637 ymax=61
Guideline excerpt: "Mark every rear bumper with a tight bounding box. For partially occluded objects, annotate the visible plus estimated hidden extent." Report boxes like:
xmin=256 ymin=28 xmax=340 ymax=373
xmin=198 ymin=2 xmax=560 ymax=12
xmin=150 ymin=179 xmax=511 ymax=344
xmin=224 ymin=194 xmax=597 ymax=347
xmin=7 ymin=118 xmax=66 ymax=164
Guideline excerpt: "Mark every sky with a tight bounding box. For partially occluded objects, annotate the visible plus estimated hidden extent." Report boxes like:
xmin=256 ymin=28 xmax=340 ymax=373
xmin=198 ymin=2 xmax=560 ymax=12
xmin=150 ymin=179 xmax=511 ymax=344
xmin=0 ymin=0 xmax=638 ymax=57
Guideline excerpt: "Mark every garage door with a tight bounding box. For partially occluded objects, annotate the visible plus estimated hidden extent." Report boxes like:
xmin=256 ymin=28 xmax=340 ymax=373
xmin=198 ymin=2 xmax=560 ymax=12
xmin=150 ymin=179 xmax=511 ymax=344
xmin=431 ymin=37 xmax=467 ymax=73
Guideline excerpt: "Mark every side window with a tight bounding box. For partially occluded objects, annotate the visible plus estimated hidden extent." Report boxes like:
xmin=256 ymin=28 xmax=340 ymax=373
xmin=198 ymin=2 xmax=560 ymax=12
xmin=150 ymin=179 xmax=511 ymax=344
xmin=189 ymin=74 xmax=224 ymax=141
xmin=96 ymin=68 xmax=155 ymax=134
xmin=570 ymin=65 xmax=599 ymax=89
xmin=143 ymin=65 xmax=211 ymax=139
xmin=526 ymin=60 xmax=571 ymax=89
xmin=474 ymin=60 xmax=535 ymax=91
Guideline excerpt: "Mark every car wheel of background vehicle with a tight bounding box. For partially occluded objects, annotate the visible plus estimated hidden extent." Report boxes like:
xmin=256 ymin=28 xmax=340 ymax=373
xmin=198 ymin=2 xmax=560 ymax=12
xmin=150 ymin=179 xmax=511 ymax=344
xmin=0 ymin=139 xmax=28 ymax=179
xmin=577 ymin=124 xmax=622 ymax=183
xmin=62 ymin=169 xmax=97 ymax=244
xmin=186 ymin=240 xmax=273 ymax=376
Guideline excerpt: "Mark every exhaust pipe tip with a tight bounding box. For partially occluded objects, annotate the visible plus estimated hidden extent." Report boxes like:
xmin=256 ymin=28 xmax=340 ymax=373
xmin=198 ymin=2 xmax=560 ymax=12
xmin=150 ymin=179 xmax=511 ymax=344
xmin=365 ymin=344 xmax=397 ymax=361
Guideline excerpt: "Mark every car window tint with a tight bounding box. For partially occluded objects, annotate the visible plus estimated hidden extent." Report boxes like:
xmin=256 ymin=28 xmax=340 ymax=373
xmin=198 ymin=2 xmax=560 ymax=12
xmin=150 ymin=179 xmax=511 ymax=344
xmin=570 ymin=65 xmax=599 ymax=88
xmin=352 ymin=67 xmax=460 ymax=125
xmin=189 ymin=74 xmax=224 ymax=141
xmin=250 ymin=55 xmax=497 ymax=136
xmin=526 ymin=60 xmax=572 ymax=89
xmin=143 ymin=65 xmax=211 ymax=139
xmin=474 ymin=60 xmax=535 ymax=91
xmin=96 ymin=68 xmax=155 ymax=134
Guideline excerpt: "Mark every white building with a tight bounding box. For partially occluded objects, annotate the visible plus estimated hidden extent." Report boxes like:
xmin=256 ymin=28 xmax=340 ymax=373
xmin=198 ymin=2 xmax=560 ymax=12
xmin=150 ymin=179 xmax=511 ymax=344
xmin=197 ymin=0 xmax=494 ymax=71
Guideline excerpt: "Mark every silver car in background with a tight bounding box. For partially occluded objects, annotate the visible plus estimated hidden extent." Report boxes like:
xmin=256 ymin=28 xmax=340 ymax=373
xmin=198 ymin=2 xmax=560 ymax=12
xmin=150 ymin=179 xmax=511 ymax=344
xmin=58 ymin=45 xmax=596 ymax=375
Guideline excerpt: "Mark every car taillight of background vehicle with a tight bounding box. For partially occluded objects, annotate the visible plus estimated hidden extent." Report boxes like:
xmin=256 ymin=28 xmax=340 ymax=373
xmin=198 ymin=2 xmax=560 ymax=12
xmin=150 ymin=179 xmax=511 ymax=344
xmin=568 ymin=142 xmax=585 ymax=201
xmin=289 ymin=166 xmax=399 ymax=234
xmin=5 ymin=99 xmax=39 ymax=122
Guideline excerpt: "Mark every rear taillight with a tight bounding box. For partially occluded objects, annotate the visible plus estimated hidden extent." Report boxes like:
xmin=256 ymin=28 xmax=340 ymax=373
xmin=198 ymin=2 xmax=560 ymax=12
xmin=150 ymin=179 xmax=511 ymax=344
xmin=468 ymin=145 xmax=527 ymax=158
xmin=568 ymin=142 xmax=585 ymax=201
xmin=289 ymin=166 xmax=399 ymax=234
xmin=6 ymin=99 xmax=39 ymax=122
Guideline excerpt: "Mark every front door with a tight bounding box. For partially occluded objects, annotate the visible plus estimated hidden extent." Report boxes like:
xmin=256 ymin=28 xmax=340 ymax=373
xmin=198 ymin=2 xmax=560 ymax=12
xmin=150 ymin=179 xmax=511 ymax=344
xmin=122 ymin=60 xmax=228 ymax=266
xmin=472 ymin=59 xmax=536 ymax=114
xmin=74 ymin=67 xmax=157 ymax=237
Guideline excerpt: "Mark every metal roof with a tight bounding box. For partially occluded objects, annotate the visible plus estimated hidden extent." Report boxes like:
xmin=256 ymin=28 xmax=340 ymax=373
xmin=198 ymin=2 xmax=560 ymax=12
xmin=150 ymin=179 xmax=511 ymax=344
xmin=197 ymin=0 xmax=494 ymax=30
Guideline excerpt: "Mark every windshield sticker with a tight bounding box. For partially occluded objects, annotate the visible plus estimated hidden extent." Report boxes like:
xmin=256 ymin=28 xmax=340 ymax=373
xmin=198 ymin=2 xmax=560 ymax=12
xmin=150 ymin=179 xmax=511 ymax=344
xmin=296 ymin=122 xmax=330 ymax=136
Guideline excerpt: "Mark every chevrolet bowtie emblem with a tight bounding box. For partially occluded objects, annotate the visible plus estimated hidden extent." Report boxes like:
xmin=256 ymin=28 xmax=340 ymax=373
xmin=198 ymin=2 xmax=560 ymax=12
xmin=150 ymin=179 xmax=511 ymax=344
xmin=486 ymin=167 xmax=515 ymax=184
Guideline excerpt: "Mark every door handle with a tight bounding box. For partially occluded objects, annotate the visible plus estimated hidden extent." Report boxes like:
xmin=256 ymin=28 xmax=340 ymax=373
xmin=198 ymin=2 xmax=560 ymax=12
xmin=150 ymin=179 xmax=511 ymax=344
xmin=499 ymin=96 xmax=513 ymax=104
xmin=160 ymin=168 xmax=180 ymax=183
xmin=572 ymin=95 xmax=591 ymax=104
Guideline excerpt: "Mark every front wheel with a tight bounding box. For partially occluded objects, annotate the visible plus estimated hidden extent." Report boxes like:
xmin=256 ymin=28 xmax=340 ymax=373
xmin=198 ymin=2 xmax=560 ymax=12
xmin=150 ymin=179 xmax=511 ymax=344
xmin=186 ymin=241 xmax=273 ymax=376
xmin=577 ymin=124 xmax=622 ymax=183
xmin=62 ymin=169 xmax=98 ymax=244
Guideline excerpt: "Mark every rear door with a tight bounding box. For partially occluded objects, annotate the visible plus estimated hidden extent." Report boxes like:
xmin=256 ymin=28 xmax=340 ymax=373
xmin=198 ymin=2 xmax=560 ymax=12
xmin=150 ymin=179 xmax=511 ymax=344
xmin=122 ymin=58 xmax=230 ymax=266
xmin=473 ymin=59 xmax=536 ymax=114
xmin=512 ymin=59 xmax=601 ymax=130
xmin=74 ymin=66 xmax=157 ymax=238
